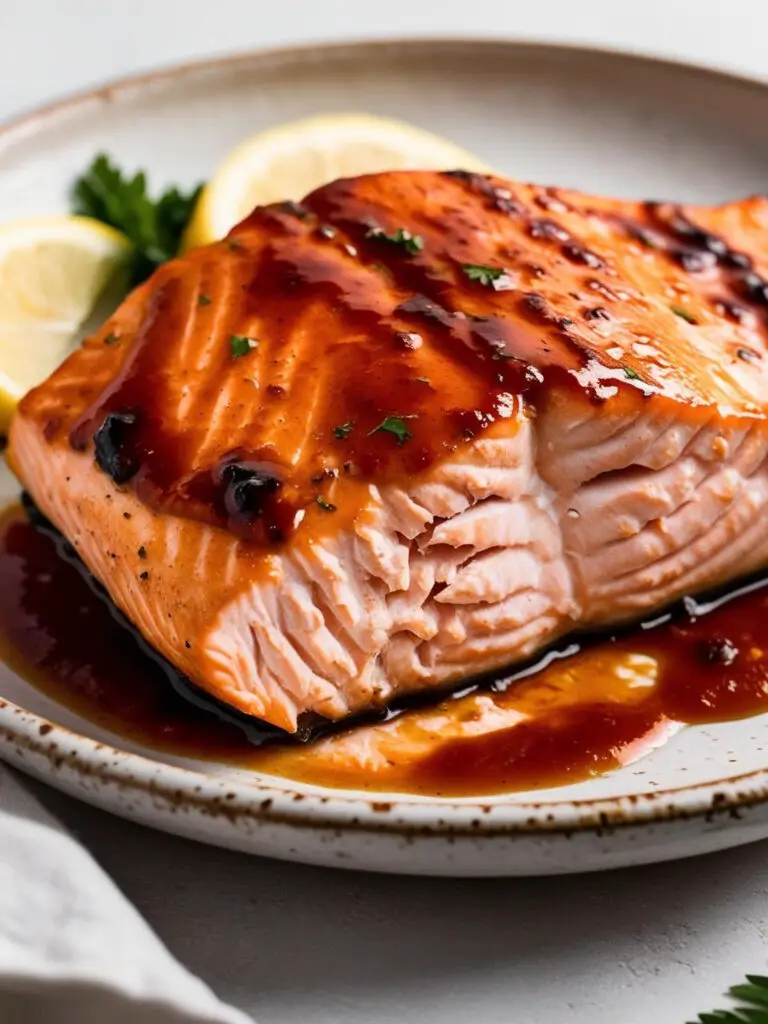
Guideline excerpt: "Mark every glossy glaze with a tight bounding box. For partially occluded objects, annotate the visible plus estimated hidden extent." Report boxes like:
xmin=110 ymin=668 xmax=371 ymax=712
xmin=25 ymin=171 xmax=768 ymax=546
xmin=3 ymin=502 xmax=768 ymax=796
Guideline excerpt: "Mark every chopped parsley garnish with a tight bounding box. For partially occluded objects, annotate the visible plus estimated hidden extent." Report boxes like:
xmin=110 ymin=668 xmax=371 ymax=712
xmin=198 ymin=293 xmax=212 ymax=306
xmin=103 ymin=332 xmax=120 ymax=345
xmin=137 ymin=545 xmax=147 ymax=560
xmin=333 ymin=421 xmax=355 ymax=439
xmin=462 ymin=264 xmax=507 ymax=287
xmin=368 ymin=415 xmax=416 ymax=445
xmin=71 ymin=153 xmax=203 ymax=286
xmin=316 ymin=496 xmax=337 ymax=512
xmin=624 ymin=367 xmax=641 ymax=380
xmin=366 ymin=226 xmax=424 ymax=255
xmin=670 ymin=304 xmax=697 ymax=324
xmin=230 ymin=334 xmax=258 ymax=358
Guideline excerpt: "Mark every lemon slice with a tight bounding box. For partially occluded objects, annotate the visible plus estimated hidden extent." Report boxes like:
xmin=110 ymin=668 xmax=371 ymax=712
xmin=0 ymin=216 xmax=131 ymax=431
xmin=183 ymin=112 xmax=492 ymax=249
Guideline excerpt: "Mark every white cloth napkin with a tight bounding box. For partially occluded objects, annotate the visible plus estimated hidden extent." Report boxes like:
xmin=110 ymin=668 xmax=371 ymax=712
xmin=0 ymin=764 xmax=254 ymax=1024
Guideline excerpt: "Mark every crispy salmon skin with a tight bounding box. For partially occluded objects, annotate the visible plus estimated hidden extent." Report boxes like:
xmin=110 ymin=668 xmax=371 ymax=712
xmin=10 ymin=170 xmax=768 ymax=731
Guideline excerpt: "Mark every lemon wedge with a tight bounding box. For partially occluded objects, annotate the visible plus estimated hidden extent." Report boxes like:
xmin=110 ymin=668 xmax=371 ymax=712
xmin=183 ymin=113 xmax=491 ymax=249
xmin=0 ymin=216 xmax=131 ymax=432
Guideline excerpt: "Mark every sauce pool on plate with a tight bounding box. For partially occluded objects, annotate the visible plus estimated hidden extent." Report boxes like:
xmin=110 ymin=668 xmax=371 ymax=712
xmin=2 ymin=501 xmax=768 ymax=797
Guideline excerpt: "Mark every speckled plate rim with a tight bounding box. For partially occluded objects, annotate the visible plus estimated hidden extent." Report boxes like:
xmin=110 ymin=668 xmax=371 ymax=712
xmin=2 ymin=698 xmax=768 ymax=836
xmin=3 ymin=37 xmax=768 ymax=841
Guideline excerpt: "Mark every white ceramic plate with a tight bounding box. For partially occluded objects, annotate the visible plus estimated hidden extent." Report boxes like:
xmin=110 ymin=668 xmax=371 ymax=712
xmin=4 ymin=39 xmax=768 ymax=876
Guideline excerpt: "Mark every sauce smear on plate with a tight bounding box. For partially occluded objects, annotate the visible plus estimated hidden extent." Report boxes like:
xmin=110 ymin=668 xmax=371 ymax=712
xmin=2 ymin=502 xmax=768 ymax=796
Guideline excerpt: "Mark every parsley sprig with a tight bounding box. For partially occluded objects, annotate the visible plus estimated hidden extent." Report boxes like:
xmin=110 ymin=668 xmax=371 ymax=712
xmin=368 ymin=415 xmax=416 ymax=445
xmin=230 ymin=335 xmax=258 ymax=359
xmin=333 ymin=421 xmax=355 ymax=439
xmin=462 ymin=263 xmax=509 ymax=289
xmin=366 ymin=226 xmax=424 ymax=255
xmin=72 ymin=153 xmax=203 ymax=285
xmin=691 ymin=973 xmax=768 ymax=1022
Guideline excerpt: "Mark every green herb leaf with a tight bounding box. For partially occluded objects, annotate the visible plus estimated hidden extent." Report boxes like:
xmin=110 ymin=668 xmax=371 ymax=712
xmin=624 ymin=367 xmax=640 ymax=380
xmin=103 ymin=332 xmax=120 ymax=345
xmin=730 ymin=981 xmax=768 ymax=1009
xmin=368 ymin=415 xmax=416 ymax=445
xmin=692 ymin=973 xmax=768 ymax=1023
xmin=230 ymin=335 xmax=258 ymax=358
xmin=671 ymin=304 xmax=697 ymax=324
xmin=316 ymin=496 xmax=337 ymax=512
xmin=333 ymin=421 xmax=355 ymax=439
xmin=462 ymin=263 xmax=508 ymax=288
xmin=198 ymin=293 xmax=212 ymax=306
xmin=366 ymin=226 xmax=424 ymax=255
xmin=71 ymin=153 xmax=203 ymax=286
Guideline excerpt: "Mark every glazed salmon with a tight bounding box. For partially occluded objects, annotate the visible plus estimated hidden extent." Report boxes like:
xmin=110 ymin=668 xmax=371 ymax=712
xmin=11 ymin=170 xmax=768 ymax=733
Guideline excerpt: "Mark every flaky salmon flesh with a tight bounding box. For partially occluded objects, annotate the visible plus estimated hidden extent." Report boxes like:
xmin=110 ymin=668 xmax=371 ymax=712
xmin=11 ymin=170 xmax=768 ymax=733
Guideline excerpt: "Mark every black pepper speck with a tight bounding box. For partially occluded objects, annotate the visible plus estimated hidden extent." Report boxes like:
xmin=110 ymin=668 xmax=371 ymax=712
xmin=736 ymin=347 xmax=760 ymax=363
xmin=562 ymin=242 xmax=604 ymax=269
xmin=585 ymin=306 xmax=611 ymax=321
xmin=529 ymin=219 xmax=570 ymax=242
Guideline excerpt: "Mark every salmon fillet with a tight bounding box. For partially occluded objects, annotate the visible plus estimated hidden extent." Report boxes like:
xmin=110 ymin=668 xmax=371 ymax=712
xmin=10 ymin=170 xmax=768 ymax=732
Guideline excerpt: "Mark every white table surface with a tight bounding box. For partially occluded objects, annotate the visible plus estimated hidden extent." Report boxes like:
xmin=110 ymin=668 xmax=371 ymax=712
xmin=5 ymin=2 xmax=768 ymax=1021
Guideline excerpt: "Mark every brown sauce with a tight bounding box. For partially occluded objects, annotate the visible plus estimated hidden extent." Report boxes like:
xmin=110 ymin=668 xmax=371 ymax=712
xmin=49 ymin=172 xmax=768 ymax=550
xmin=3 ymin=501 xmax=768 ymax=796
xmin=64 ymin=190 xmax=558 ymax=545
xmin=0 ymin=504 xmax=249 ymax=756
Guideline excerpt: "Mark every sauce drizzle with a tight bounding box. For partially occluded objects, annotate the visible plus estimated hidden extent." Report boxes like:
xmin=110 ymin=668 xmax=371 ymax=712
xmin=3 ymin=502 xmax=768 ymax=796
xmin=46 ymin=170 xmax=768 ymax=549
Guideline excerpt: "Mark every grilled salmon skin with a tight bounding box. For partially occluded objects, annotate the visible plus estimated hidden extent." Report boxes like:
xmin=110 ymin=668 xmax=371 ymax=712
xmin=10 ymin=170 xmax=768 ymax=732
